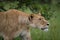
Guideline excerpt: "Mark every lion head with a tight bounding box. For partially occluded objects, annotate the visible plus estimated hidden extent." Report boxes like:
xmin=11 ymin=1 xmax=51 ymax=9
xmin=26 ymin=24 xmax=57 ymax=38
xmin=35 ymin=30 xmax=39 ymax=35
xmin=28 ymin=13 xmax=49 ymax=31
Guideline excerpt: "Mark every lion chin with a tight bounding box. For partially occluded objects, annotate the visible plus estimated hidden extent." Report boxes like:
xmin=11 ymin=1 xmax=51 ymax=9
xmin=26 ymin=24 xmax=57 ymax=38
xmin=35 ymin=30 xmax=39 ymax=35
xmin=44 ymin=29 xmax=48 ymax=32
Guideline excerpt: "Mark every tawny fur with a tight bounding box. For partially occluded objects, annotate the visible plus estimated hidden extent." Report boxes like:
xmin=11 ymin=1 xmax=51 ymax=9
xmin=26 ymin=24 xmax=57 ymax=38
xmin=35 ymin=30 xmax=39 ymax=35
xmin=0 ymin=9 xmax=48 ymax=40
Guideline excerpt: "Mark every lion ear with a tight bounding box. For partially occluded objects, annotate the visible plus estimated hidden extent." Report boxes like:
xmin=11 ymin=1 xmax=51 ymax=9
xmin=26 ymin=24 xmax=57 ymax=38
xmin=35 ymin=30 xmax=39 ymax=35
xmin=29 ymin=14 xmax=34 ymax=21
xmin=38 ymin=12 xmax=41 ymax=15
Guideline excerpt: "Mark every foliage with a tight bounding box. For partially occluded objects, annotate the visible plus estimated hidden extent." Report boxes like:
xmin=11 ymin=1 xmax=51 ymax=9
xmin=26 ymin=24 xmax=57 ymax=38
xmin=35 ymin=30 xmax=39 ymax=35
xmin=0 ymin=0 xmax=53 ymax=20
xmin=0 ymin=1 xmax=19 ymax=11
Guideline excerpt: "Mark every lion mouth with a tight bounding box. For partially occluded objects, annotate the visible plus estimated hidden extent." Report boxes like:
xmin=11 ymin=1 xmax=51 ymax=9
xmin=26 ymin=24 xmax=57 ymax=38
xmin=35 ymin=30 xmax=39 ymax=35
xmin=44 ymin=28 xmax=48 ymax=31
xmin=41 ymin=28 xmax=48 ymax=31
xmin=41 ymin=26 xmax=48 ymax=31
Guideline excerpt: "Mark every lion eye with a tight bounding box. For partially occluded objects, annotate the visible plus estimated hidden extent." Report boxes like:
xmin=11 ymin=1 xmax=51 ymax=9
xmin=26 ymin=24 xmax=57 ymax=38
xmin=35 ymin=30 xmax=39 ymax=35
xmin=39 ymin=18 xmax=41 ymax=20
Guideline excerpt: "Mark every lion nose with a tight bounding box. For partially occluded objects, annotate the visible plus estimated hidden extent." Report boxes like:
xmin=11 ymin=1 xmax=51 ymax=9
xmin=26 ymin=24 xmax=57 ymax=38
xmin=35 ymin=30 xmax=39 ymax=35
xmin=47 ymin=23 xmax=49 ymax=26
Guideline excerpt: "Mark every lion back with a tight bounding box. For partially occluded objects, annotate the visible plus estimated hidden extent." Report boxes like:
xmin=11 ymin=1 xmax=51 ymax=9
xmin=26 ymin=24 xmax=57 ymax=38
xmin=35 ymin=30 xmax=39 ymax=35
xmin=0 ymin=10 xmax=19 ymax=33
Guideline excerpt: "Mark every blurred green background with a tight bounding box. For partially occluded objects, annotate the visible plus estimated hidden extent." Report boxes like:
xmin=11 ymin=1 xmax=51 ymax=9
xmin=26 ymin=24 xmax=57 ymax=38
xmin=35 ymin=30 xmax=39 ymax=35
xmin=0 ymin=0 xmax=60 ymax=40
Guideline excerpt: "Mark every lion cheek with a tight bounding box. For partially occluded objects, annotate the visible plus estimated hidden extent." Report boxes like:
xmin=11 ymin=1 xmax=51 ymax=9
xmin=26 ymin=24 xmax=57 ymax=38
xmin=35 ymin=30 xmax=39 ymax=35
xmin=29 ymin=24 xmax=36 ymax=28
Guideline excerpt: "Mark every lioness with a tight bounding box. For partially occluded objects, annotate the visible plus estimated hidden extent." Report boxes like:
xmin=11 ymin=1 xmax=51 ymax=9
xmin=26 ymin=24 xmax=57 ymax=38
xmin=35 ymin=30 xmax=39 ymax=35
xmin=0 ymin=9 xmax=49 ymax=40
